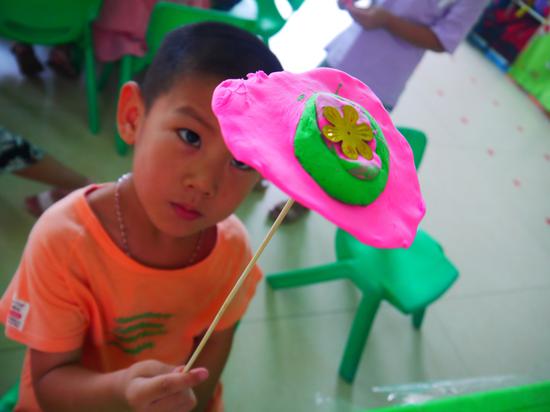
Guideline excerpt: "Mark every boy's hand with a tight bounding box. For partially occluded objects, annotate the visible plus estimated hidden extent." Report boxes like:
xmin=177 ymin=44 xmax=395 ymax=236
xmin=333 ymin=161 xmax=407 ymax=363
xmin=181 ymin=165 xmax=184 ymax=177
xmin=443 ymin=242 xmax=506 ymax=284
xmin=121 ymin=360 xmax=209 ymax=412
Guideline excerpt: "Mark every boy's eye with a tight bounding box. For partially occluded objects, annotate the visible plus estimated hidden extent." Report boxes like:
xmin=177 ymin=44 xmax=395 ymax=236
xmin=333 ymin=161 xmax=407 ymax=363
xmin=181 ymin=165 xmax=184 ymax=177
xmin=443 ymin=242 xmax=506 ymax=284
xmin=177 ymin=128 xmax=201 ymax=147
xmin=231 ymin=158 xmax=252 ymax=171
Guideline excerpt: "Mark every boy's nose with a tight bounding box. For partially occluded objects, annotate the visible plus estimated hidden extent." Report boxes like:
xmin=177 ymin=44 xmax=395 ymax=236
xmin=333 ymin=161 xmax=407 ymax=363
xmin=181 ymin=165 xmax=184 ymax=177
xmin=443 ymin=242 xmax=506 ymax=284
xmin=183 ymin=173 xmax=218 ymax=198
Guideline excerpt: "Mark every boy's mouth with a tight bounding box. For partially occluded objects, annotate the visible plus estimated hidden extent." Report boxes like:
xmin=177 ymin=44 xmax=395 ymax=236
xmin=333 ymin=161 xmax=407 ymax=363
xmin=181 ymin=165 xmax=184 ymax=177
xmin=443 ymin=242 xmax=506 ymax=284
xmin=170 ymin=202 xmax=202 ymax=220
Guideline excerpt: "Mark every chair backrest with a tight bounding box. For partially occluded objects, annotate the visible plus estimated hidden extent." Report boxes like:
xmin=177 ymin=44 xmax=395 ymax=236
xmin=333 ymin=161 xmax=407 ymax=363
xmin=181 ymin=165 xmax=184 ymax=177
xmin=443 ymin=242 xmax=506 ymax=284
xmin=253 ymin=0 xmax=287 ymax=41
xmin=254 ymin=0 xmax=305 ymax=40
xmin=335 ymin=127 xmax=428 ymax=259
xmin=135 ymin=1 xmax=258 ymax=72
xmin=396 ymin=127 xmax=427 ymax=170
xmin=287 ymin=0 xmax=305 ymax=11
xmin=0 ymin=0 xmax=102 ymax=45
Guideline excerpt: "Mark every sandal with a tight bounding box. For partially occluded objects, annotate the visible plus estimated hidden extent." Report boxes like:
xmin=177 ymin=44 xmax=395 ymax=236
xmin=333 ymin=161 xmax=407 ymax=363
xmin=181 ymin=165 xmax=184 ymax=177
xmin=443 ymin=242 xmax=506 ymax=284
xmin=24 ymin=188 xmax=72 ymax=218
xmin=47 ymin=45 xmax=80 ymax=79
xmin=10 ymin=43 xmax=44 ymax=78
xmin=267 ymin=201 xmax=310 ymax=224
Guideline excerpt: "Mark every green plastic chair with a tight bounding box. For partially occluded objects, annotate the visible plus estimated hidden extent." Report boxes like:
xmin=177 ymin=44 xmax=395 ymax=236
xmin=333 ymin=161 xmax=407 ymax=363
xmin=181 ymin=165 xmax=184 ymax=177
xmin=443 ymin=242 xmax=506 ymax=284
xmin=509 ymin=33 xmax=550 ymax=113
xmin=367 ymin=380 xmax=550 ymax=412
xmin=267 ymin=127 xmax=459 ymax=383
xmin=114 ymin=1 xmax=263 ymax=154
xmin=0 ymin=382 xmax=18 ymax=412
xmin=113 ymin=0 xmax=306 ymax=154
xmin=252 ymin=0 xmax=305 ymax=42
xmin=0 ymin=0 xmax=103 ymax=134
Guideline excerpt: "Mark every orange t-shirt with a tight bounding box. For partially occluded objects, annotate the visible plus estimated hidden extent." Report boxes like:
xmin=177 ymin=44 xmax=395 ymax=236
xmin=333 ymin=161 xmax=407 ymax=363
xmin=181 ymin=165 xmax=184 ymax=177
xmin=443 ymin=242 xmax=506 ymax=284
xmin=0 ymin=185 xmax=262 ymax=411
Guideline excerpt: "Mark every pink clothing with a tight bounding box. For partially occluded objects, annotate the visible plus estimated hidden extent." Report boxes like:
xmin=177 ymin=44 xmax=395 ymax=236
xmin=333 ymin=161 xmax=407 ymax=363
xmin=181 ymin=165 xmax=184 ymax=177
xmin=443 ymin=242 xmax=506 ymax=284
xmin=93 ymin=0 xmax=211 ymax=62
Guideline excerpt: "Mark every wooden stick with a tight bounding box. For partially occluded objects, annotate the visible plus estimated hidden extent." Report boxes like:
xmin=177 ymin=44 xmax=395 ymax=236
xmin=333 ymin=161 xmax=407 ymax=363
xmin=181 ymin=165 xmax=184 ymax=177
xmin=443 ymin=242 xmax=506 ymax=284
xmin=184 ymin=198 xmax=296 ymax=373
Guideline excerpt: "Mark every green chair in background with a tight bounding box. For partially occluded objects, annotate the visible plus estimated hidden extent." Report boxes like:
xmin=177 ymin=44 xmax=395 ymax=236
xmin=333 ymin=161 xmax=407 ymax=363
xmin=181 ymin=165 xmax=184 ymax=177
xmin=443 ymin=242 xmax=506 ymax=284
xmin=509 ymin=32 xmax=550 ymax=113
xmin=368 ymin=380 xmax=550 ymax=412
xmin=0 ymin=0 xmax=103 ymax=134
xmin=117 ymin=0 xmax=302 ymax=80
xmin=0 ymin=381 xmax=18 ymax=412
xmin=287 ymin=0 xmax=306 ymax=11
xmin=267 ymin=127 xmax=459 ymax=383
xmin=113 ymin=0 xmax=304 ymax=154
xmin=115 ymin=1 xmax=261 ymax=154
xmin=251 ymin=0 xmax=305 ymax=42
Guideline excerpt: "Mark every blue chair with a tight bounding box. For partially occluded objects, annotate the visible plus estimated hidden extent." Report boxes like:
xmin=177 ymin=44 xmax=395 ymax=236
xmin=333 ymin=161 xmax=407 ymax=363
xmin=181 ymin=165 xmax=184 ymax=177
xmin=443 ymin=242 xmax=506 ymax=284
xmin=267 ymin=127 xmax=459 ymax=383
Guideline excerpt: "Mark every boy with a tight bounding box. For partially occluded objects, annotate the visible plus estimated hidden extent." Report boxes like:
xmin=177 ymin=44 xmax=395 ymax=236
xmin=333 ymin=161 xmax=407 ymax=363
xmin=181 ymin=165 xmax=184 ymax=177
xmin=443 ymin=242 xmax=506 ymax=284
xmin=0 ymin=22 xmax=282 ymax=412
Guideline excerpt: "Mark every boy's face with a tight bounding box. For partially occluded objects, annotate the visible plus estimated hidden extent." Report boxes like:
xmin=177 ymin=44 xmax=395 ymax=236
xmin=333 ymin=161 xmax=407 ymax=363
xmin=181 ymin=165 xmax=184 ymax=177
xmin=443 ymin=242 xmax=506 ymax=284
xmin=118 ymin=75 xmax=261 ymax=237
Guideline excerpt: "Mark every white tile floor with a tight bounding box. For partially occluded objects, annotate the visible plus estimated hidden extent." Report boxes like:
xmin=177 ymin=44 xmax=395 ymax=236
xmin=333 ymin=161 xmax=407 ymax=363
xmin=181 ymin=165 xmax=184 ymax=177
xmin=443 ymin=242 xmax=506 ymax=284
xmin=1 ymin=1 xmax=550 ymax=410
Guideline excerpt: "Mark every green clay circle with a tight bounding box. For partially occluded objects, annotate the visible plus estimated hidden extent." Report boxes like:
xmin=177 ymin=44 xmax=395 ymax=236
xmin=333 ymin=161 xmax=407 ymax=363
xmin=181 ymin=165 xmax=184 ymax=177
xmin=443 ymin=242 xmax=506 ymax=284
xmin=293 ymin=94 xmax=390 ymax=205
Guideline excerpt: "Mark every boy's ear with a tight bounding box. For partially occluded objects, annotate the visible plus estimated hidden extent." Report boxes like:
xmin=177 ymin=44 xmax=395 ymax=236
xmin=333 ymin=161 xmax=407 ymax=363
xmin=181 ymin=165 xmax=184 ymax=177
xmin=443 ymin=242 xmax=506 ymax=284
xmin=117 ymin=81 xmax=145 ymax=145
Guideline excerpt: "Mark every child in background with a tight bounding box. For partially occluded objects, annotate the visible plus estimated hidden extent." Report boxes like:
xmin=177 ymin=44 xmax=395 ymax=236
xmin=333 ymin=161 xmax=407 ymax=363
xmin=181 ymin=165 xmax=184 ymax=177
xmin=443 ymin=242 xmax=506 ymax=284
xmin=0 ymin=22 xmax=282 ymax=412
xmin=268 ymin=0 xmax=488 ymax=222
xmin=0 ymin=127 xmax=90 ymax=217
xmin=93 ymin=0 xmax=228 ymax=63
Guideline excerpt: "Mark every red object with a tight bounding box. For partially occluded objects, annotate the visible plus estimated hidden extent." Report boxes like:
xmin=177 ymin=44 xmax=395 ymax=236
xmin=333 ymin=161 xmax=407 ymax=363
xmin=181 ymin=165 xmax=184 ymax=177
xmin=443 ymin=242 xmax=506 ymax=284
xmin=473 ymin=0 xmax=548 ymax=62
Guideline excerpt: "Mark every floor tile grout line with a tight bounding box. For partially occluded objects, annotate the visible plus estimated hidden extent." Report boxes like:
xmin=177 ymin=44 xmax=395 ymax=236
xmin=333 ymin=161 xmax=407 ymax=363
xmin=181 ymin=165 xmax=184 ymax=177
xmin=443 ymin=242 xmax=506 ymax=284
xmin=429 ymin=308 xmax=474 ymax=377
xmin=443 ymin=284 xmax=550 ymax=301
xmin=241 ymin=306 xmax=359 ymax=325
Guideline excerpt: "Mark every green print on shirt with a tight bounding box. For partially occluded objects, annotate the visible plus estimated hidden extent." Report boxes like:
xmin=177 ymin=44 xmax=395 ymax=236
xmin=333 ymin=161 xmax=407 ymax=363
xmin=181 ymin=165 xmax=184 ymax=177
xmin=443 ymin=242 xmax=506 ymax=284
xmin=108 ymin=312 xmax=173 ymax=355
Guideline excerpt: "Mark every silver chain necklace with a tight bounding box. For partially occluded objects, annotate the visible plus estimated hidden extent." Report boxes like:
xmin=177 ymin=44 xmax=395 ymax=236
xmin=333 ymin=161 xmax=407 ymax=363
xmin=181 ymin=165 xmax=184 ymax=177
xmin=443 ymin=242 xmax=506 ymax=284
xmin=114 ymin=173 xmax=203 ymax=265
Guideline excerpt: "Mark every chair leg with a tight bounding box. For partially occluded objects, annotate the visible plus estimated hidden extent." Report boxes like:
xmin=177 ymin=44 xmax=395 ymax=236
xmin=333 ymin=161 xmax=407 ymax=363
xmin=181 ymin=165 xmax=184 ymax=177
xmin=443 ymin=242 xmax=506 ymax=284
xmin=267 ymin=259 xmax=357 ymax=289
xmin=339 ymin=294 xmax=381 ymax=383
xmin=115 ymin=57 xmax=133 ymax=155
xmin=412 ymin=308 xmax=426 ymax=329
xmin=97 ymin=62 xmax=114 ymax=91
xmin=84 ymin=26 xmax=99 ymax=134
xmin=0 ymin=381 xmax=19 ymax=410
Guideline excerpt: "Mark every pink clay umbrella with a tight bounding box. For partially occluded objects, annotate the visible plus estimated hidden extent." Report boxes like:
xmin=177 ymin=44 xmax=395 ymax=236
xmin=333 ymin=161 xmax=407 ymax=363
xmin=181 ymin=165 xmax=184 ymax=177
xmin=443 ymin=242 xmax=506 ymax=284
xmin=184 ymin=68 xmax=425 ymax=372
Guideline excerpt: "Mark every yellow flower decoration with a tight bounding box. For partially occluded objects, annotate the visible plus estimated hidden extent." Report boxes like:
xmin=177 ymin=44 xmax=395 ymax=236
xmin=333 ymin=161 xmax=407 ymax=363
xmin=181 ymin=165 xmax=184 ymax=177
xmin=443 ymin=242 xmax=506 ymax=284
xmin=321 ymin=105 xmax=374 ymax=160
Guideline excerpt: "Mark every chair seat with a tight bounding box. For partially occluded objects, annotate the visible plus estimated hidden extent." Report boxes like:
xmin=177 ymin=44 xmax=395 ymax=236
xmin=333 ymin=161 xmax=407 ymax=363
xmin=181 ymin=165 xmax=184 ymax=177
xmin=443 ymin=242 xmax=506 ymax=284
xmin=337 ymin=229 xmax=458 ymax=313
xmin=268 ymin=127 xmax=459 ymax=382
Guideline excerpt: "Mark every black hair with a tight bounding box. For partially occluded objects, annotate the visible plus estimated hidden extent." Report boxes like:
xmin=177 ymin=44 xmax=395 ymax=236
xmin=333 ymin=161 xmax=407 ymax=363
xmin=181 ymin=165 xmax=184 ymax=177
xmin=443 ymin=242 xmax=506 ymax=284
xmin=141 ymin=22 xmax=283 ymax=109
